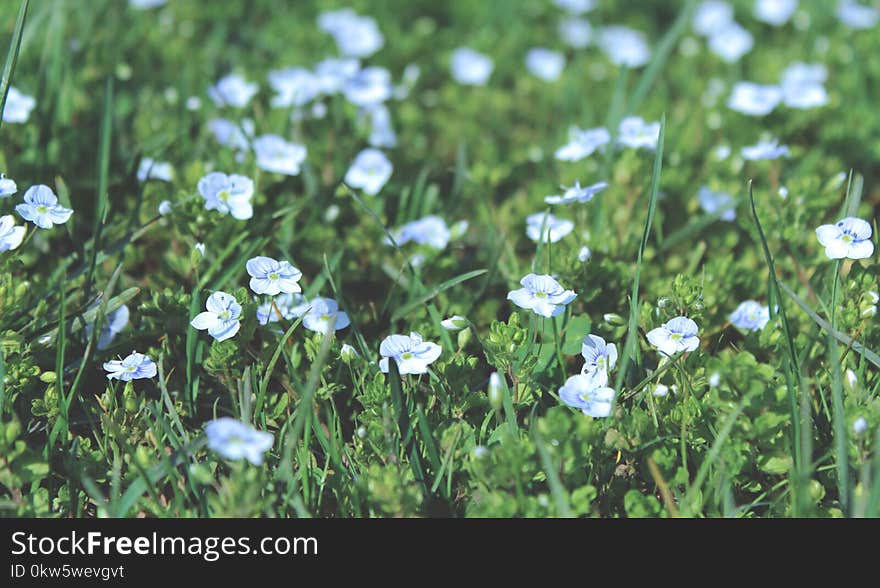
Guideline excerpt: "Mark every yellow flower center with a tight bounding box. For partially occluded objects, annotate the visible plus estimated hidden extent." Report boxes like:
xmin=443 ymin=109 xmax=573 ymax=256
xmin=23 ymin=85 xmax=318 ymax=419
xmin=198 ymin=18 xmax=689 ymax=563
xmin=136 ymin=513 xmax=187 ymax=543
xmin=218 ymin=190 xmax=230 ymax=202
xmin=36 ymin=205 xmax=48 ymax=214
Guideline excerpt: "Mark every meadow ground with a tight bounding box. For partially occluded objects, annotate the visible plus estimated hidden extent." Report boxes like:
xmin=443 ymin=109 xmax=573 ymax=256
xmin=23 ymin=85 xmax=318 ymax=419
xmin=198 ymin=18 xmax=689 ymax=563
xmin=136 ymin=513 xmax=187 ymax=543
xmin=0 ymin=0 xmax=879 ymax=518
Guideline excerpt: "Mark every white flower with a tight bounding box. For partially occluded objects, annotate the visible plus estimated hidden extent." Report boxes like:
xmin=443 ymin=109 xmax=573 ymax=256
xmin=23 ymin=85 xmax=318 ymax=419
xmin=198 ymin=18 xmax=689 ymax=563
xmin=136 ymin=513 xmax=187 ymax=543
xmin=129 ymin=0 xmax=166 ymax=8
xmin=2 ymin=87 xmax=36 ymax=123
xmin=451 ymin=48 xmax=494 ymax=86
xmin=525 ymin=48 xmax=565 ymax=81
xmin=267 ymin=67 xmax=320 ymax=108
xmin=158 ymin=200 xmax=173 ymax=216
xmin=190 ymin=291 xmax=242 ymax=342
xmin=440 ymin=315 xmax=469 ymax=331
xmin=302 ymin=297 xmax=350 ymax=333
xmin=617 ymin=116 xmax=660 ymax=149
xmin=208 ymin=74 xmax=258 ymax=108
xmin=545 ymin=180 xmax=608 ymax=205
xmin=343 ymin=67 xmax=392 ymax=107
xmin=0 ymin=174 xmax=18 ymax=198
xmin=137 ymin=158 xmax=174 ymax=182
xmin=0 ymin=214 xmax=26 ymax=251
xmin=780 ymin=63 xmax=828 ymax=109
xmin=555 ymin=126 xmax=611 ymax=161
xmin=15 ymin=185 xmax=73 ymax=229
xmin=205 ymin=417 xmax=274 ymax=466
xmin=727 ymin=82 xmax=783 ymax=116
xmin=246 ymin=256 xmax=303 ymax=295
xmin=197 ymin=172 xmax=254 ymax=220
xmin=709 ymin=372 xmax=721 ymax=387
xmin=653 ymin=383 xmax=670 ymax=397
xmin=386 ymin=215 xmax=451 ymax=250
xmin=340 ymin=343 xmax=359 ymax=361
xmin=598 ymin=26 xmax=651 ymax=67
xmin=578 ymin=246 xmax=591 ymax=262
xmin=693 ymin=1 xmax=734 ymax=36
xmin=507 ymin=273 xmax=576 ymax=318
xmin=754 ymin=0 xmax=798 ymax=26
xmin=698 ymin=186 xmax=736 ymax=221
xmin=526 ymin=212 xmax=574 ymax=243
xmin=581 ymin=334 xmax=617 ymax=384
xmin=646 ymin=316 xmax=700 ymax=356
xmin=345 ymin=148 xmax=392 ymax=195
xmin=729 ymin=300 xmax=770 ymax=331
xmin=558 ymin=373 xmax=615 ymax=418
xmin=815 ymin=217 xmax=874 ymax=260
xmin=708 ymin=22 xmax=754 ymax=63
xmin=559 ymin=17 xmax=593 ymax=48
xmin=256 ymin=292 xmax=309 ymax=325
xmin=378 ymin=332 xmax=442 ymax=375
xmin=741 ymin=139 xmax=790 ymax=160
xmin=253 ymin=134 xmax=307 ymax=176
xmin=194 ymin=242 xmax=205 ymax=257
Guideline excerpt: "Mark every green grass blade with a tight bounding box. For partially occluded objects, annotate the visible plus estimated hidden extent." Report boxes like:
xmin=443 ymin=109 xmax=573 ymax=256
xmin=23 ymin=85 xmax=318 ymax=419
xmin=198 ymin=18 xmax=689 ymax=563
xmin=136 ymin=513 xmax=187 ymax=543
xmin=0 ymin=0 xmax=29 ymax=138
xmin=614 ymin=113 xmax=665 ymax=393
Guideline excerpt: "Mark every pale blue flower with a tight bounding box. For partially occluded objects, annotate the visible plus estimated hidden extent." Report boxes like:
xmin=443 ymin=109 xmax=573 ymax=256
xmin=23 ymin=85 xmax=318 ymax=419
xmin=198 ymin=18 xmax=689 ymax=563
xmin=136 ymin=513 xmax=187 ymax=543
xmin=816 ymin=217 xmax=874 ymax=260
xmin=129 ymin=0 xmax=166 ymax=8
xmin=450 ymin=48 xmax=494 ymax=86
xmin=246 ymin=256 xmax=303 ymax=296
xmin=268 ymin=67 xmax=320 ymax=108
xmin=555 ymin=126 xmax=611 ymax=161
xmin=729 ymin=300 xmax=770 ymax=331
xmin=368 ymin=104 xmax=398 ymax=148
xmin=559 ymin=373 xmax=615 ymax=418
xmin=754 ymin=0 xmax=798 ymax=26
xmin=441 ymin=315 xmax=469 ymax=331
xmin=853 ymin=417 xmax=868 ymax=434
xmin=137 ymin=158 xmax=173 ymax=182
xmin=302 ymin=297 xmax=350 ymax=333
xmin=837 ymin=1 xmax=879 ymax=29
xmin=526 ymin=212 xmax=574 ymax=243
xmin=197 ymin=172 xmax=254 ymax=220
xmin=741 ymin=139 xmax=790 ymax=160
xmin=378 ymin=332 xmax=442 ymax=375
xmin=647 ymin=316 xmax=700 ymax=356
xmin=205 ymin=417 xmax=274 ymax=466
xmin=0 ymin=215 xmax=25 ymax=251
xmin=728 ymin=82 xmax=782 ymax=116
xmin=314 ymin=57 xmax=361 ymax=94
xmin=554 ymin=0 xmax=596 ymax=14
xmin=507 ymin=273 xmax=576 ymax=318
xmin=256 ymin=292 xmax=309 ymax=325
xmin=559 ymin=17 xmax=593 ymax=48
xmin=253 ymin=134 xmax=307 ymax=176
xmin=321 ymin=12 xmax=384 ymax=58
xmin=698 ymin=186 xmax=736 ymax=221
xmin=693 ymin=1 xmax=734 ymax=36
xmin=0 ymin=174 xmax=17 ymax=198
xmin=209 ymin=74 xmax=258 ymax=108
xmin=578 ymin=245 xmax=591 ymax=262
xmin=16 ymin=185 xmax=73 ymax=229
xmin=340 ymin=343 xmax=359 ymax=361
xmin=103 ymin=351 xmax=156 ymax=381
xmin=86 ymin=304 xmax=130 ymax=350
xmin=190 ymin=291 xmax=242 ymax=342
xmin=617 ymin=116 xmax=660 ymax=149
xmin=545 ymin=180 xmax=608 ymax=205
xmin=780 ymin=63 xmax=828 ymax=109
xmin=158 ymin=200 xmax=172 ymax=216
xmin=207 ymin=117 xmax=254 ymax=152
xmin=2 ymin=87 xmax=35 ymax=123
xmin=345 ymin=148 xmax=392 ymax=195
xmin=708 ymin=22 xmax=754 ymax=63
xmin=525 ymin=48 xmax=565 ymax=81
xmin=581 ymin=334 xmax=617 ymax=384
xmin=598 ymin=26 xmax=651 ymax=67
xmin=343 ymin=67 xmax=392 ymax=107
xmin=386 ymin=215 xmax=450 ymax=250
